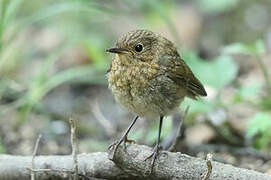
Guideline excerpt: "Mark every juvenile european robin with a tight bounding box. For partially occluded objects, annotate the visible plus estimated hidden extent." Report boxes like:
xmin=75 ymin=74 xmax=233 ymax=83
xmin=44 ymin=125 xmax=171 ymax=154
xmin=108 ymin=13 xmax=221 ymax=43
xmin=106 ymin=29 xmax=207 ymax=171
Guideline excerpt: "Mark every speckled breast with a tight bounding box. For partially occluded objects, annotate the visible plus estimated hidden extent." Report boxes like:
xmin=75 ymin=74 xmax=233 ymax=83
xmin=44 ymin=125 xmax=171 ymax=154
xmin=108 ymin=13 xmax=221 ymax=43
xmin=108 ymin=56 xmax=164 ymax=118
xmin=108 ymin=55 xmax=185 ymax=119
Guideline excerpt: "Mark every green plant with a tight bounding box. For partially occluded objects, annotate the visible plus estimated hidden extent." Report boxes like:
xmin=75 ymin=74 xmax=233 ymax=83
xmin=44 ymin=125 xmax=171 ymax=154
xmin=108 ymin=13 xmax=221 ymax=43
xmin=0 ymin=0 xmax=113 ymax=123
xmin=19 ymin=47 xmax=106 ymax=122
xmin=182 ymin=52 xmax=238 ymax=114
xmin=247 ymin=112 xmax=271 ymax=150
xmin=223 ymin=40 xmax=270 ymax=95
xmin=234 ymin=84 xmax=263 ymax=103
xmin=0 ymin=0 xmax=24 ymax=52
xmin=224 ymin=40 xmax=271 ymax=111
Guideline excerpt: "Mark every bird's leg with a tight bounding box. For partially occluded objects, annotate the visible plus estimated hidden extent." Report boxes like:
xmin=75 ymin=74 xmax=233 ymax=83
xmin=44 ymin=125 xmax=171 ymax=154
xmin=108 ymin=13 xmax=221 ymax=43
xmin=108 ymin=116 xmax=139 ymax=160
xmin=144 ymin=116 xmax=163 ymax=173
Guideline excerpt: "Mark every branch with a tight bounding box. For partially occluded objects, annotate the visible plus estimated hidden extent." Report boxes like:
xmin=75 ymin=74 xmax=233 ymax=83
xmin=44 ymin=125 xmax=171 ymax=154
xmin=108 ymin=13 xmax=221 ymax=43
xmin=0 ymin=144 xmax=270 ymax=180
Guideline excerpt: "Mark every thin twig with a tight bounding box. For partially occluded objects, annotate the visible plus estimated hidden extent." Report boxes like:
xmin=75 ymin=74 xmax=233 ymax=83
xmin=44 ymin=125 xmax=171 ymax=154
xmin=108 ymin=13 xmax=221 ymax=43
xmin=257 ymin=55 xmax=271 ymax=94
xmin=169 ymin=106 xmax=189 ymax=152
xmin=202 ymin=153 xmax=213 ymax=180
xmin=31 ymin=134 xmax=42 ymax=180
xmin=69 ymin=117 xmax=79 ymax=180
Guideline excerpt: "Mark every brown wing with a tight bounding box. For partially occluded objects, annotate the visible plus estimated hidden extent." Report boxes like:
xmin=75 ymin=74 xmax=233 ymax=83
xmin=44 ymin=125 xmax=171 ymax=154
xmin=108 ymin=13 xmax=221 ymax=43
xmin=158 ymin=54 xmax=207 ymax=99
xmin=184 ymin=66 xmax=207 ymax=98
xmin=155 ymin=36 xmax=206 ymax=98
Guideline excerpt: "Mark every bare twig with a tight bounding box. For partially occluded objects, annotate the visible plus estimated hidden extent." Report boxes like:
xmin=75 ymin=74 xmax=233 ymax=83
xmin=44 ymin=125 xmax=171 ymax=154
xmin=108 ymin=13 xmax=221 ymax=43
xmin=31 ymin=134 xmax=42 ymax=180
xmin=202 ymin=153 xmax=213 ymax=180
xmin=169 ymin=106 xmax=189 ymax=152
xmin=69 ymin=118 xmax=79 ymax=180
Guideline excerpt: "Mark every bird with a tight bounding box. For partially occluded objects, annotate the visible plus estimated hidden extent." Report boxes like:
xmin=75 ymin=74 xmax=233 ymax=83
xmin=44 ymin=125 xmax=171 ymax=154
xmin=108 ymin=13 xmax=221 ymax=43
xmin=106 ymin=29 xmax=207 ymax=172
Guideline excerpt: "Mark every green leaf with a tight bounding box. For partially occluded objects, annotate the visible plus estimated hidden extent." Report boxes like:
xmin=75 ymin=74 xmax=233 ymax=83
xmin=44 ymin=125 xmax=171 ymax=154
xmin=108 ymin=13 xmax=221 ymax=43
xmin=223 ymin=43 xmax=252 ymax=55
xmin=185 ymin=53 xmax=238 ymax=90
xmin=3 ymin=0 xmax=24 ymax=27
xmin=182 ymin=98 xmax=215 ymax=114
xmin=234 ymin=83 xmax=263 ymax=102
xmin=247 ymin=112 xmax=271 ymax=138
xmin=208 ymin=56 xmax=238 ymax=89
xmin=247 ymin=112 xmax=271 ymax=149
xmin=223 ymin=40 xmax=266 ymax=56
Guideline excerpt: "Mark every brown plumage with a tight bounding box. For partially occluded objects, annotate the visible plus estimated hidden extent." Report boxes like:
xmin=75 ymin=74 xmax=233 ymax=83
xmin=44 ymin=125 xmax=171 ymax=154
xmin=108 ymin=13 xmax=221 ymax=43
xmin=106 ymin=29 xmax=207 ymax=172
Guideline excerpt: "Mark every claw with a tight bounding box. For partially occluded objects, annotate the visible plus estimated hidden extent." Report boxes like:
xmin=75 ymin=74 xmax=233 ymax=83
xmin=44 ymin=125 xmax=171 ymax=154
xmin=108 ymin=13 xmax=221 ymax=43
xmin=108 ymin=135 xmax=135 ymax=160
xmin=125 ymin=138 xmax=136 ymax=144
xmin=123 ymin=136 xmax=136 ymax=149
xmin=144 ymin=144 xmax=162 ymax=174
xmin=108 ymin=116 xmax=139 ymax=160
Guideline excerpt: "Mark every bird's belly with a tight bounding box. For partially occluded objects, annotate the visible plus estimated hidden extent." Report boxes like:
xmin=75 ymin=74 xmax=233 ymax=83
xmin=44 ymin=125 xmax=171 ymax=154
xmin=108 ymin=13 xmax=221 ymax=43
xmin=108 ymin=73 xmax=158 ymax=118
xmin=115 ymin=92 xmax=162 ymax=119
xmin=108 ymin=69 xmax=185 ymax=119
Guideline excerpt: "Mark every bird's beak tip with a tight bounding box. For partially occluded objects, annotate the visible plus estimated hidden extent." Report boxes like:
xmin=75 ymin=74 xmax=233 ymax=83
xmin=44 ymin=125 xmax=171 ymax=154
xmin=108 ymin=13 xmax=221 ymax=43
xmin=105 ymin=48 xmax=112 ymax=53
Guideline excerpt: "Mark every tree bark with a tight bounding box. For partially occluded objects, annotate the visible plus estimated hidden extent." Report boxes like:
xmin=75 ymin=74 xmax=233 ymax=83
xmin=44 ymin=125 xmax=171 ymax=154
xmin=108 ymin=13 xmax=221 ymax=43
xmin=0 ymin=144 xmax=270 ymax=180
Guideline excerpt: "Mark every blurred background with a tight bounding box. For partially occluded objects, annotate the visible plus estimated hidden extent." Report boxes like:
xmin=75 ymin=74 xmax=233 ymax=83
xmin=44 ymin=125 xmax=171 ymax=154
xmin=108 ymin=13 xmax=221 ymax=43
xmin=1 ymin=0 xmax=271 ymax=174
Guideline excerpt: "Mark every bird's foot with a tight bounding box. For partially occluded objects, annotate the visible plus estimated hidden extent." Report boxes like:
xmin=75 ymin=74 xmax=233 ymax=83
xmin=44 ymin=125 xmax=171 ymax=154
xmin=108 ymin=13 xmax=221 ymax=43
xmin=108 ymin=135 xmax=135 ymax=160
xmin=144 ymin=144 xmax=162 ymax=174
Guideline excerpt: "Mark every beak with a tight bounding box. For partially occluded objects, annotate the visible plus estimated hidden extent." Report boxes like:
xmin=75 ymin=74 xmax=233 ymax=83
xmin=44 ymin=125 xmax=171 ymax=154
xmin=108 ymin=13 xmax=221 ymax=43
xmin=106 ymin=47 xmax=129 ymax=54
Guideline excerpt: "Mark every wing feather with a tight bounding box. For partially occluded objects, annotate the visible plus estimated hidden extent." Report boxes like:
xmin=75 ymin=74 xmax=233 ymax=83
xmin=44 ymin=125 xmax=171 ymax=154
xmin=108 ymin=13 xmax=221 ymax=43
xmin=158 ymin=53 xmax=207 ymax=98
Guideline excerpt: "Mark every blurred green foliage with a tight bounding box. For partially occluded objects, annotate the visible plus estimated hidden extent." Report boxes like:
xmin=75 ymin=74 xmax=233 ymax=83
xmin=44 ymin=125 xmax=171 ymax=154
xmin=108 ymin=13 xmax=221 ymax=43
xmin=0 ymin=0 xmax=270 ymax=153
xmin=182 ymin=39 xmax=271 ymax=150
xmin=247 ymin=113 xmax=271 ymax=150
xmin=224 ymin=40 xmax=271 ymax=150
xmin=223 ymin=40 xmax=266 ymax=56
xmin=196 ymin=0 xmax=240 ymax=14
xmin=182 ymin=52 xmax=238 ymax=114
xmin=0 ymin=0 xmax=111 ymax=123
xmin=234 ymin=84 xmax=262 ymax=103
xmin=187 ymin=54 xmax=238 ymax=90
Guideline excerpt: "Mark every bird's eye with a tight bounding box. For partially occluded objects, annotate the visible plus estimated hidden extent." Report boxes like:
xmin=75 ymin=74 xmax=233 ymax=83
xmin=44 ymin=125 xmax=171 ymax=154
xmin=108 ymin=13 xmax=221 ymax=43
xmin=135 ymin=44 xmax=143 ymax=52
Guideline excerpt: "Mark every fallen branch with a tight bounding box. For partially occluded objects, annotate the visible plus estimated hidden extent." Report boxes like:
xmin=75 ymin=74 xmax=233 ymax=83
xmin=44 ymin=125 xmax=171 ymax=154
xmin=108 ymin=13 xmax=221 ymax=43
xmin=0 ymin=144 xmax=270 ymax=180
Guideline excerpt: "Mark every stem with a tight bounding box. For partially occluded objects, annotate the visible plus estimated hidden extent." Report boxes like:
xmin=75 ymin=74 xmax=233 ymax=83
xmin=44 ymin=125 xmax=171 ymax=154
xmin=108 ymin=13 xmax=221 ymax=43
xmin=257 ymin=55 xmax=271 ymax=95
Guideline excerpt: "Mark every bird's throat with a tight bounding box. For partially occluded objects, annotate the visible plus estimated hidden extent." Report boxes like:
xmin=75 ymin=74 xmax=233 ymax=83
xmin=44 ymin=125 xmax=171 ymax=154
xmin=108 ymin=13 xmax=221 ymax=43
xmin=116 ymin=54 xmax=134 ymax=65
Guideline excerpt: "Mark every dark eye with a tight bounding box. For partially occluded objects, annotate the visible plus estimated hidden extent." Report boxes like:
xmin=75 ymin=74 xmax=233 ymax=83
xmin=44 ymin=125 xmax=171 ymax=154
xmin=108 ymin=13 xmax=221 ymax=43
xmin=135 ymin=44 xmax=143 ymax=52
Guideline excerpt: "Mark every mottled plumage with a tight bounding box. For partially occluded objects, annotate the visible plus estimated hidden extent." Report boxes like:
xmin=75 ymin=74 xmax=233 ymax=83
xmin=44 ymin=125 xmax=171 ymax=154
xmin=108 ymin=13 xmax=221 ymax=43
xmin=106 ymin=29 xmax=207 ymax=172
xmin=107 ymin=29 xmax=206 ymax=119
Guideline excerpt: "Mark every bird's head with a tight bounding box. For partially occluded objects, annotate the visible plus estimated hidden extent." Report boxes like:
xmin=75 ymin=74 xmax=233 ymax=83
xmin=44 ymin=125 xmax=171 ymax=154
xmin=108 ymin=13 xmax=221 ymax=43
xmin=106 ymin=29 xmax=162 ymax=64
